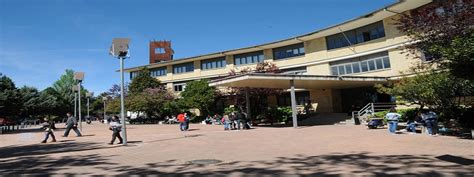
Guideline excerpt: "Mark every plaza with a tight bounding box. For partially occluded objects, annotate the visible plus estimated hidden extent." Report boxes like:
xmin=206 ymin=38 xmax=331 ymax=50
xmin=0 ymin=123 xmax=472 ymax=176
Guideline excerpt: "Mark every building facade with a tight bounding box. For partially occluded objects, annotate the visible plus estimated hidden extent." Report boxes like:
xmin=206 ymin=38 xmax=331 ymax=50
xmin=125 ymin=0 xmax=433 ymax=113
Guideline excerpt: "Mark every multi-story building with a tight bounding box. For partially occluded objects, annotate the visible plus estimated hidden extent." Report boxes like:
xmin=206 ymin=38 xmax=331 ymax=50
xmin=124 ymin=0 xmax=433 ymax=115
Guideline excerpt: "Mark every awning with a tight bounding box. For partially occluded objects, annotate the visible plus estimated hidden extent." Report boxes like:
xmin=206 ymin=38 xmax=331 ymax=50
xmin=209 ymin=73 xmax=389 ymax=89
xmin=209 ymin=73 xmax=389 ymax=128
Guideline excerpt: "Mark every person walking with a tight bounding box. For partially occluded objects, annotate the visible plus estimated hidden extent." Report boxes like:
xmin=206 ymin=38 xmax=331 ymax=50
xmin=184 ymin=112 xmax=190 ymax=131
xmin=108 ymin=115 xmax=123 ymax=145
xmin=385 ymin=107 xmax=401 ymax=134
xmin=41 ymin=117 xmax=57 ymax=143
xmin=177 ymin=113 xmax=186 ymax=131
xmin=63 ymin=112 xmax=82 ymax=137
xmin=235 ymin=111 xmax=243 ymax=130
xmin=422 ymin=110 xmax=438 ymax=136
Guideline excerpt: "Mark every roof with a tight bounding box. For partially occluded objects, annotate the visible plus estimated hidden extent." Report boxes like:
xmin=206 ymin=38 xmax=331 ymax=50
xmin=124 ymin=0 xmax=432 ymax=72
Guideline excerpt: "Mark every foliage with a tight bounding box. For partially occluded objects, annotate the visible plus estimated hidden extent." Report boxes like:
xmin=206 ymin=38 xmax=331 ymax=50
xmin=224 ymin=106 xmax=236 ymax=115
xmin=128 ymin=67 xmax=161 ymax=94
xmin=225 ymin=61 xmax=283 ymax=121
xmin=255 ymin=106 xmax=292 ymax=124
xmin=0 ymin=73 xmax=21 ymax=118
xmin=376 ymin=72 xmax=473 ymax=125
xmin=373 ymin=108 xmax=418 ymax=123
xmin=396 ymin=0 xmax=474 ymax=80
xmin=126 ymin=88 xmax=175 ymax=119
xmin=180 ymin=80 xmax=217 ymax=116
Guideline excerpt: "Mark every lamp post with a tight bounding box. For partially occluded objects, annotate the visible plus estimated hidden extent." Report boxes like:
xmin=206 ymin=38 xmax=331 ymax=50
xmin=86 ymin=92 xmax=93 ymax=120
xmin=109 ymin=38 xmax=130 ymax=145
xmin=74 ymin=72 xmax=85 ymax=131
xmin=102 ymin=96 xmax=108 ymax=123
xmin=72 ymin=86 xmax=78 ymax=118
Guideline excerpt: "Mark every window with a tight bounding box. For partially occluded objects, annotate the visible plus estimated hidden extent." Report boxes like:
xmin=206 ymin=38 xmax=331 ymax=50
xmin=130 ymin=72 xmax=138 ymax=80
xmin=273 ymin=43 xmax=305 ymax=60
xmin=150 ymin=67 xmax=167 ymax=77
xmin=173 ymin=62 xmax=194 ymax=74
xmin=280 ymin=66 xmax=307 ymax=75
xmin=234 ymin=51 xmax=264 ymax=66
xmin=155 ymin=47 xmax=165 ymax=54
xmin=277 ymin=91 xmax=310 ymax=106
xmin=330 ymin=51 xmax=390 ymax=75
xmin=201 ymin=57 xmax=226 ymax=70
xmin=326 ymin=21 xmax=385 ymax=50
xmin=173 ymin=83 xmax=186 ymax=92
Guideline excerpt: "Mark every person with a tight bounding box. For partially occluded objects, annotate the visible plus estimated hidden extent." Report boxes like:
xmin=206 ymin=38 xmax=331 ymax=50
xmin=385 ymin=107 xmax=401 ymax=134
xmin=41 ymin=117 xmax=56 ymax=143
xmin=184 ymin=112 xmax=190 ymax=131
xmin=177 ymin=113 xmax=186 ymax=131
xmin=422 ymin=110 xmax=438 ymax=136
xmin=108 ymin=116 xmax=123 ymax=145
xmin=229 ymin=112 xmax=236 ymax=130
xmin=205 ymin=115 xmax=213 ymax=125
xmin=63 ymin=112 xmax=82 ymax=137
xmin=235 ymin=111 xmax=242 ymax=130
xmin=222 ymin=114 xmax=231 ymax=130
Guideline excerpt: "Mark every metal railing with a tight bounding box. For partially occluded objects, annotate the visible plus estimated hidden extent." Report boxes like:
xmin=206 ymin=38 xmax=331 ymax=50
xmin=352 ymin=102 xmax=396 ymax=124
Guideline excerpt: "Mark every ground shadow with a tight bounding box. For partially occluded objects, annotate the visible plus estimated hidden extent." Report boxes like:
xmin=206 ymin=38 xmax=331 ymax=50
xmin=0 ymin=141 xmax=120 ymax=159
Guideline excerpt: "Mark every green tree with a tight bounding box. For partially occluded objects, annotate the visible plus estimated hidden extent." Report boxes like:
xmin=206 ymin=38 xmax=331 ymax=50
xmin=180 ymin=79 xmax=217 ymax=116
xmin=126 ymin=88 xmax=175 ymax=118
xmin=396 ymin=0 xmax=474 ymax=80
xmin=129 ymin=67 xmax=161 ymax=94
xmin=0 ymin=73 xmax=21 ymax=118
xmin=376 ymin=72 xmax=473 ymax=126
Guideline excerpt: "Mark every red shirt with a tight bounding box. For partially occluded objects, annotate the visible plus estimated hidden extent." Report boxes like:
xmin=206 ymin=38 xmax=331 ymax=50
xmin=177 ymin=114 xmax=185 ymax=122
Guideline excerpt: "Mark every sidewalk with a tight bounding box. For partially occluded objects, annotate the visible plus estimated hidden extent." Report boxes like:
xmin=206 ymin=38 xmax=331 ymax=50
xmin=0 ymin=122 xmax=472 ymax=176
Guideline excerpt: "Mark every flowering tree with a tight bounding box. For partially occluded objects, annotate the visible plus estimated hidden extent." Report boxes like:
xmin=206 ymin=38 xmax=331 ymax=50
xmin=396 ymin=0 xmax=474 ymax=80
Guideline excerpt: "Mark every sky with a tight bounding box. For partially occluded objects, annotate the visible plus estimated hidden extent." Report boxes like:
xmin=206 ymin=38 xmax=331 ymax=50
xmin=0 ymin=0 xmax=396 ymax=95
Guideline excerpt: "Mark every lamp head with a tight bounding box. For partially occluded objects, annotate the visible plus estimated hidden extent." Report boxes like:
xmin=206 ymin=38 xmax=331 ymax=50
xmin=110 ymin=38 xmax=130 ymax=58
xmin=74 ymin=72 xmax=85 ymax=82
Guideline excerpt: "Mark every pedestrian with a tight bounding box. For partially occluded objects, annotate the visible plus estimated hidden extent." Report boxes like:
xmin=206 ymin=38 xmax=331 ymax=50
xmin=222 ymin=114 xmax=231 ymax=130
xmin=41 ymin=117 xmax=56 ymax=143
xmin=177 ymin=113 xmax=186 ymax=131
xmin=184 ymin=112 xmax=190 ymax=131
xmin=385 ymin=107 xmax=401 ymax=134
xmin=422 ymin=110 xmax=438 ymax=136
xmin=229 ymin=112 xmax=236 ymax=130
xmin=108 ymin=115 xmax=123 ymax=145
xmin=63 ymin=112 xmax=82 ymax=137
xmin=235 ymin=111 xmax=242 ymax=130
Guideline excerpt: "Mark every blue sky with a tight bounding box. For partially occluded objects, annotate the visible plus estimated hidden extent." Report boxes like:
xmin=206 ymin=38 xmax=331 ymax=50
xmin=0 ymin=0 xmax=395 ymax=95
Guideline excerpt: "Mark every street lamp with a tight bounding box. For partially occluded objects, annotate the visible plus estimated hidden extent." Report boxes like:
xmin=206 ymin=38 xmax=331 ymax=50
xmin=86 ymin=92 xmax=93 ymax=120
xmin=72 ymin=85 xmax=79 ymax=118
xmin=109 ymin=38 xmax=130 ymax=145
xmin=74 ymin=72 xmax=85 ymax=131
xmin=102 ymin=96 xmax=108 ymax=123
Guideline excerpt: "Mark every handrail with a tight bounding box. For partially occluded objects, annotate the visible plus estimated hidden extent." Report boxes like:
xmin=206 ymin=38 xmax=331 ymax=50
xmin=354 ymin=102 xmax=396 ymax=124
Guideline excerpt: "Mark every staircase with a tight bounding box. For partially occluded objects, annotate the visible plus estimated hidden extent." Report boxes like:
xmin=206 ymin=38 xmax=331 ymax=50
xmin=352 ymin=102 xmax=396 ymax=124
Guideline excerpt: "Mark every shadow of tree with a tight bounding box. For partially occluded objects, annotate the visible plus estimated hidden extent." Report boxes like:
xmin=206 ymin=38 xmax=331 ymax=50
xmin=109 ymin=152 xmax=473 ymax=176
xmin=0 ymin=141 xmax=119 ymax=158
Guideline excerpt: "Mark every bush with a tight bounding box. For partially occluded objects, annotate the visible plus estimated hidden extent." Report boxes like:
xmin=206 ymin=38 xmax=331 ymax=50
xmin=372 ymin=108 xmax=418 ymax=122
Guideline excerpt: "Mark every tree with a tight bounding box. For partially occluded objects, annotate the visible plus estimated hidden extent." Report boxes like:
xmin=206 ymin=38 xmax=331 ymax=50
xmin=396 ymin=0 xmax=474 ymax=80
xmin=376 ymin=71 xmax=473 ymax=126
xmin=126 ymin=88 xmax=175 ymax=118
xmin=0 ymin=73 xmax=21 ymax=118
xmin=226 ymin=61 xmax=283 ymax=120
xmin=180 ymin=80 xmax=217 ymax=116
xmin=129 ymin=67 xmax=161 ymax=94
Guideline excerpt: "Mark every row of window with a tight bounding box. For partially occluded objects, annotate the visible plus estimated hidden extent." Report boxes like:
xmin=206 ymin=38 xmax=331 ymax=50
xmin=330 ymin=52 xmax=391 ymax=76
xmin=173 ymin=62 xmax=194 ymax=74
xmin=273 ymin=43 xmax=305 ymax=60
xmin=150 ymin=67 xmax=167 ymax=77
xmin=234 ymin=51 xmax=265 ymax=66
xmin=201 ymin=57 xmax=226 ymax=70
xmin=326 ymin=21 xmax=385 ymax=50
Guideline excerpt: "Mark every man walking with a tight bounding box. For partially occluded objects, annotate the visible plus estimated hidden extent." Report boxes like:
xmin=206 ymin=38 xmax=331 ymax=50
xmin=63 ymin=112 xmax=82 ymax=137
xmin=108 ymin=116 xmax=123 ymax=145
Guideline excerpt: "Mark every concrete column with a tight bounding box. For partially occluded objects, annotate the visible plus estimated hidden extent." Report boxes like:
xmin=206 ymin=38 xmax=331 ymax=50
xmin=290 ymin=80 xmax=298 ymax=128
xmin=245 ymin=88 xmax=251 ymax=121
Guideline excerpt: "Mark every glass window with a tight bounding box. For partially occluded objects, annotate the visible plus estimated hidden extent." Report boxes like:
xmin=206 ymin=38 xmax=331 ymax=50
xmin=368 ymin=60 xmax=376 ymax=71
xmin=338 ymin=65 xmax=345 ymax=75
xmin=273 ymin=43 xmax=305 ymax=60
xmin=360 ymin=61 xmax=368 ymax=72
xmin=331 ymin=66 xmax=338 ymax=75
xmin=326 ymin=21 xmax=385 ymax=50
xmin=375 ymin=58 xmax=383 ymax=69
xmin=173 ymin=62 xmax=194 ymax=74
xmin=234 ymin=51 xmax=264 ymax=65
xmin=382 ymin=57 xmax=391 ymax=68
xmin=345 ymin=64 xmax=353 ymax=74
xmin=352 ymin=63 xmax=360 ymax=73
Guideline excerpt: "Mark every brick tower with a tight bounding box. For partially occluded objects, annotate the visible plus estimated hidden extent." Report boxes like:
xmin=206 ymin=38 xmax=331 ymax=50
xmin=149 ymin=40 xmax=174 ymax=64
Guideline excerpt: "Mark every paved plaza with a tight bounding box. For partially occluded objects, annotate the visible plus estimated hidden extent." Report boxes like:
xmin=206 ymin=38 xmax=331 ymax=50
xmin=0 ymin=122 xmax=472 ymax=176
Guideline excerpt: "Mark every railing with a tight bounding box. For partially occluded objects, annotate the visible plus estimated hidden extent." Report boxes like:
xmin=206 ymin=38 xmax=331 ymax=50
xmin=352 ymin=102 xmax=396 ymax=124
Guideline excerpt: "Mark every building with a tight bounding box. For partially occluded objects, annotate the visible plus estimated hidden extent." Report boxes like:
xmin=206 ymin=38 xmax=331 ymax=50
xmin=124 ymin=0 xmax=433 ymax=117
